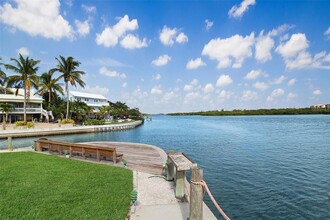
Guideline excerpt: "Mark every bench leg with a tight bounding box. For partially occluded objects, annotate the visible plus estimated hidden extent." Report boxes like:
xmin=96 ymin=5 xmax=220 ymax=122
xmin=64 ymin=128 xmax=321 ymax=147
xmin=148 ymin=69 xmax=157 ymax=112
xmin=175 ymin=170 xmax=185 ymax=199
xmin=166 ymin=158 xmax=175 ymax=181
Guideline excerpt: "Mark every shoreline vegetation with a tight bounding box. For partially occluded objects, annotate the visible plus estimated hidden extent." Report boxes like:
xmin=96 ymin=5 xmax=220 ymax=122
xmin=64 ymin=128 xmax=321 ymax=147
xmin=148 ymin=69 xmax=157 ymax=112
xmin=167 ymin=108 xmax=330 ymax=116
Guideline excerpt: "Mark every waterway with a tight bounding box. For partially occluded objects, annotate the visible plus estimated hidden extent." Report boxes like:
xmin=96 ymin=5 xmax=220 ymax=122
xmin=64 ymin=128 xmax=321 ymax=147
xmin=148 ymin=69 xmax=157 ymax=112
xmin=1 ymin=115 xmax=330 ymax=219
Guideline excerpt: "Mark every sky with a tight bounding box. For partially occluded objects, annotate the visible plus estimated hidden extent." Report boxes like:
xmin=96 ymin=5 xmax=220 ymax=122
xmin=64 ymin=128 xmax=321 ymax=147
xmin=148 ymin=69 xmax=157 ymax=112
xmin=0 ymin=0 xmax=329 ymax=113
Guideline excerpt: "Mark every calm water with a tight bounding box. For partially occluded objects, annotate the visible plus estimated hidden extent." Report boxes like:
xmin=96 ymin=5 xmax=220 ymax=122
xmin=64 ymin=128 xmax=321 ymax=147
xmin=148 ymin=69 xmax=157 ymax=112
xmin=2 ymin=115 xmax=330 ymax=219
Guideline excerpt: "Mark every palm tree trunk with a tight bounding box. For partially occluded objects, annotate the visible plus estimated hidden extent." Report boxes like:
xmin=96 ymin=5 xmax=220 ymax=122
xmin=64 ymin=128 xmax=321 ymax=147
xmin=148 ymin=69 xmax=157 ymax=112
xmin=2 ymin=113 xmax=5 ymax=130
xmin=66 ymin=82 xmax=69 ymax=120
xmin=48 ymin=90 xmax=51 ymax=108
xmin=23 ymin=87 xmax=27 ymax=124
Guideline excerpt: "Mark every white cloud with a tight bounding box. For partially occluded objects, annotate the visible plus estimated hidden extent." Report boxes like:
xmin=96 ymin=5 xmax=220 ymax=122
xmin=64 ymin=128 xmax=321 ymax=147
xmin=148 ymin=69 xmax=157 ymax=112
xmin=313 ymin=89 xmax=322 ymax=95
xmin=159 ymin=26 xmax=188 ymax=46
xmin=122 ymin=82 xmax=127 ymax=88
xmin=0 ymin=0 xmax=74 ymax=40
xmin=184 ymin=91 xmax=201 ymax=104
xmin=324 ymin=26 xmax=330 ymax=40
xmin=245 ymin=69 xmax=261 ymax=80
xmin=17 ymin=47 xmax=29 ymax=56
xmin=81 ymin=85 xmax=108 ymax=96
xmin=120 ymin=34 xmax=148 ymax=49
xmin=202 ymin=33 xmax=254 ymax=68
xmin=276 ymin=33 xmax=309 ymax=58
xmin=203 ymin=83 xmax=214 ymax=93
xmin=132 ymin=88 xmax=148 ymax=98
xmin=267 ymin=88 xmax=284 ymax=102
xmin=184 ymin=84 xmax=193 ymax=92
xmin=186 ymin=58 xmax=206 ymax=69
xmin=272 ymin=75 xmax=286 ymax=84
xmin=255 ymin=33 xmax=274 ymax=62
xmin=191 ymin=79 xmax=199 ymax=86
xmin=81 ymin=4 xmax=96 ymax=13
xmin=228 ymin=0 xmax=256 ymax=19
xmin=217 ymin=90 xmax=233 ymax=103
xmin=153 ymin=73 xmax=161 ymax=81
xmin=176 ymin=32 xmax=188 ymax=44
xmin=96 ymin=15 xmax=138 ymax=47
xmin=276 ymin=33 xmax=330 ymax=69
xmin=75 ymin=20 xmax=90 ymax=37
xmin=216 ymin=75 xmax=233 ymax=87
xmin=241 ymin=90 xmax=258 ymax=101
xmin=287 ymin=92 xmax=297 ymax=100
xmin=152 ymin=54 xmax=171 ymax=66
xmin=253 ymin=81 xmax=269 ymax=90
xmin=99 ymin=66 xmax=126 ymax=79
xmin=161 ymin=91 xmax=176 ymax=103
xmin=205 ymin=19 xmax=213 ymax=31
xmin=287 ymin=78 xmax=296 ymax=86
xmin=151 ymin=85 xmax=163 ymax=95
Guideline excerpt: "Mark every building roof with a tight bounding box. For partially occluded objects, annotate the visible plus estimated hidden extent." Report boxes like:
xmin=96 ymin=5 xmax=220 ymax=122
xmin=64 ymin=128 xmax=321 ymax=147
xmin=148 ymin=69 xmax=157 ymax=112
xmin=0 ymin=94 xmax=43 ymax=103
xmin=69 ymin=91 xmax=108 ymax=100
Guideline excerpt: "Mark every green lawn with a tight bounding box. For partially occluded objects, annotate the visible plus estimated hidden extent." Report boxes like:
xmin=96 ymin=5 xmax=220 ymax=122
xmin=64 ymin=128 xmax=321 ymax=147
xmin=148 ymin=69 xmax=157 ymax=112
xmin=0 ymin=152 xmax=132 ymax=220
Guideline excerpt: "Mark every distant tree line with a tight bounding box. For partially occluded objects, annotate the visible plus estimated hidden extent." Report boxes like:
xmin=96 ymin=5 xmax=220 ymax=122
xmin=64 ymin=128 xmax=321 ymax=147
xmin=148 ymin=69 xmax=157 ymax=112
xmin=167 ymin=108 xmax=330 ymax=116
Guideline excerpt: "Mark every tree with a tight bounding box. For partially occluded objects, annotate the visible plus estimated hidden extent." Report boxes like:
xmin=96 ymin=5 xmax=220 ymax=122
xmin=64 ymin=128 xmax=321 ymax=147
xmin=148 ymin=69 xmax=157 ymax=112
xmin=0 ymin=57 xmax=6 ymax=87
xmin=35 ymin=71 xmax=64 ymax=108
xmin=0 ymin=103 xmax=14 ymax=130
xmin=70 ymin=100 xmax=91 ymax=121
xmin=4 ymin=54 xmax=40 ymax=124
xmin=51 ymin=56 xmax=85 ymax=120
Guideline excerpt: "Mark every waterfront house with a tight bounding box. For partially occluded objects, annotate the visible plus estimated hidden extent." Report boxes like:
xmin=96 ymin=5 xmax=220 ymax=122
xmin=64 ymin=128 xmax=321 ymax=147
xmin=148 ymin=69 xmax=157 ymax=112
xmin=0 ymin=89 xmax=53 ymax=122
xmin=310 ymin=104 xmax=330 ymax=109
xmin=69 ymin=91 xmax=109 ymax=112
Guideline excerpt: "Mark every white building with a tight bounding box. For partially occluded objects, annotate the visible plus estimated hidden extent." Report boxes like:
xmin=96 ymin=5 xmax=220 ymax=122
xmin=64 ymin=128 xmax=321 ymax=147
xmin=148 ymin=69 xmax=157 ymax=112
xmin=69 ymin=91 xmax=109 ymax=112
xmin=0 ymin=89 xmax=53 ymax=122
xmin=310 ymin=104 xmax=330 ymax=109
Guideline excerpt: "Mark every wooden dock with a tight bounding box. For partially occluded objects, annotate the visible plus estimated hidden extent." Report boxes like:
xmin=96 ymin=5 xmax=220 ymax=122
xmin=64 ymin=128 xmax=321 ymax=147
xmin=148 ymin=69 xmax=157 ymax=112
xmin=84 ymin=142 xmax=166 ymax=175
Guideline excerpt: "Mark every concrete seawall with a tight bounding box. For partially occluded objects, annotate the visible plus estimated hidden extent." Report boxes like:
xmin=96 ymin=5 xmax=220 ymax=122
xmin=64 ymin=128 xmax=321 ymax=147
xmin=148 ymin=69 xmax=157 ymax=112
xmin=0 ymin=121 xmax=143 ymax=139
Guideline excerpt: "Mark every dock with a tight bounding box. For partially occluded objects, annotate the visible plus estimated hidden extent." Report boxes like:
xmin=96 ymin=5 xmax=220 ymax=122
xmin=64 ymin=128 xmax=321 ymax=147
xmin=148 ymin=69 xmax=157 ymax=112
xmin=82 ymin=141 xmax=166 ymax=175
xmin=0 ymin=121 xmax=143 ymax=139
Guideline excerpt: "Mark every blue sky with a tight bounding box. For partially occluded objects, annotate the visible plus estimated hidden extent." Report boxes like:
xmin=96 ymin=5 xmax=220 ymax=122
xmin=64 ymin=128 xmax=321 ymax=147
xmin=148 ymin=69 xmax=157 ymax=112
xmin=1 ymin=0 xmax=329 ymax=113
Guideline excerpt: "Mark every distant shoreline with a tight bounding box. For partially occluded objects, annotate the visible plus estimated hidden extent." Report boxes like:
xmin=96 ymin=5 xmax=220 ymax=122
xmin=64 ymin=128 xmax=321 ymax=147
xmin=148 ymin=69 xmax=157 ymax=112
xmin=167 ymin=108 xmax=330 ymax=116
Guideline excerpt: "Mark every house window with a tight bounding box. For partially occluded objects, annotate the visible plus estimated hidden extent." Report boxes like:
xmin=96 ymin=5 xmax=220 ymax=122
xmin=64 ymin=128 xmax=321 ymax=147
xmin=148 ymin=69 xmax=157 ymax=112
xmin=85 ymin=98 xmax=89 ymax=102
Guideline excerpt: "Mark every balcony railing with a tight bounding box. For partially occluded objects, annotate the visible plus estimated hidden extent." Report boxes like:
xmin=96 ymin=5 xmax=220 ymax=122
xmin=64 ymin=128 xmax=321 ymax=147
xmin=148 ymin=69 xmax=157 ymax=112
xmin=10 ymin=108 xmax=42 ymax=113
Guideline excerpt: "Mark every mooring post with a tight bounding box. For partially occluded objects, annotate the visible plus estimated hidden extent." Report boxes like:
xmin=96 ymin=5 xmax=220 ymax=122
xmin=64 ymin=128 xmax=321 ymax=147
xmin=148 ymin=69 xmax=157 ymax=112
xmin=190 ymin=165 xmax=203 ymax=220
xmin=8 ymin=136 xmax=13 ymax=151
xmin=166 ymin=151 xmax=175 ymax=181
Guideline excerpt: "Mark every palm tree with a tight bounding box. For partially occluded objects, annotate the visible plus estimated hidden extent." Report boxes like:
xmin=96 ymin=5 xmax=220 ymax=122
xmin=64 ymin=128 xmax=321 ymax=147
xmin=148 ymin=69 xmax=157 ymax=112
xmin=35 ymin=71 xmax=64 ymax=108
xmin=0 ymin=57 xmax=6 ymax=86
xmin=4 ymin=54 xmax=40 ymax=124
xmin=0 ymin=103 xmax=14 ymax=130
xmin=52 ymin=56 xmax=85 ymax=120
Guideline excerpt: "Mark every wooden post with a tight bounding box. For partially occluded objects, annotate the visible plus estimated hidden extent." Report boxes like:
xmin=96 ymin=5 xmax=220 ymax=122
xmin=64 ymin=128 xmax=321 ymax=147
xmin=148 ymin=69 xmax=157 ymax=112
xmin=175 ymin=170 xmax=186 ymax=199
xmin=190 ymin=165 xmax=203 ymax=220
xmin=166 ymin=155 xmax=175 ymax=181
xmin=35 ymin=140 xmax=40 ymax=151
xmin=8 ymin=136 xmax=13 ymax=151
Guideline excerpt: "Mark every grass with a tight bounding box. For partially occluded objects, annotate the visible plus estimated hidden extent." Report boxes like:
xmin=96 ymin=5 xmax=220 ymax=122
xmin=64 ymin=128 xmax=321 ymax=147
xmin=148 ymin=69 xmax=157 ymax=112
xmin=0 ymin=152 xmax=133 ymax=220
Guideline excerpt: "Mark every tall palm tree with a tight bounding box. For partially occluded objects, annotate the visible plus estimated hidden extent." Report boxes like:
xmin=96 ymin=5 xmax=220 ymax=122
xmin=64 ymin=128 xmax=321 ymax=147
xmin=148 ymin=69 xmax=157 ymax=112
xmin=4 ymin=54 xmax=40 ymax=124
xmin=0 ymin=57 xmax=6 ymax=86
xmin=51 ymin=56 xmax=85 ymax=120
xmin=0 ymin=103 xmax=14 ymax=130
xmin=35 ymin=71 xmax=64 ymax=108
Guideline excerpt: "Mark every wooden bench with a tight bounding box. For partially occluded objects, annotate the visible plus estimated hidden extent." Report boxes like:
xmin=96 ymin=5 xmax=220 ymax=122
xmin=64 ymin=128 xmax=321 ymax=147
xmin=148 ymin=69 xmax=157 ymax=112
xmin=166 ymin=151 xmax=196 ymax=199
xmin=34 ymin=139 xmax=123 ymax=164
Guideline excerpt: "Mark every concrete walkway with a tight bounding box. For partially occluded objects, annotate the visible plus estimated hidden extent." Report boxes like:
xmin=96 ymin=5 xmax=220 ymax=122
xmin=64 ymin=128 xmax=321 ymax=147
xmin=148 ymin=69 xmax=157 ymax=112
xmin=129 ymin=171 xmax=217 ymax=220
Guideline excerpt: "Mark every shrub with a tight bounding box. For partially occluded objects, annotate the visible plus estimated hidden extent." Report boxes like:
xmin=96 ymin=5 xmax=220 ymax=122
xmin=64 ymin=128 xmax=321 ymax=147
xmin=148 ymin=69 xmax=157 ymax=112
xmin=26 ymin=122 xmax=34 ymax=128
xmin=84 ymin=119 xmax=105 ymax=125
xmin=15 ymin=121 xmax=25 ymax=126
xmin=61 ymin=119 xmax=75 ymax=124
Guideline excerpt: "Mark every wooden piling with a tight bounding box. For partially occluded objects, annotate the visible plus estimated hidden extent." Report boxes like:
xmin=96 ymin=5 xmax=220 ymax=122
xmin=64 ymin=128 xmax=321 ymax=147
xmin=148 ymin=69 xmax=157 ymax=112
xmin=190 ymin=165 xmax=203 ymax=220
xmin=8 ymin=136 xmax=13 ymax=151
